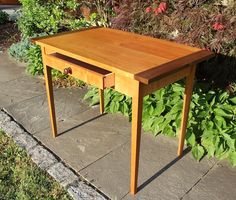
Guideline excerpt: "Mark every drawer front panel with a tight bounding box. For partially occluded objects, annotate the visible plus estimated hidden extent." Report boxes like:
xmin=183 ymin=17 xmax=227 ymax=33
xmin=44 ymin=53 xmax=114 ymax=89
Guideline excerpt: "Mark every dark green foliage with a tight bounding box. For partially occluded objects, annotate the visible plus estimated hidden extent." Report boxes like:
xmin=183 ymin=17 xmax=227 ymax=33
xmin=0 ymin=10 xmax=9 ymax=25
xmin=0 ymin=131 xmax=72 ymax=200
xmin=84 ymin=82 xmax=236 ymax=166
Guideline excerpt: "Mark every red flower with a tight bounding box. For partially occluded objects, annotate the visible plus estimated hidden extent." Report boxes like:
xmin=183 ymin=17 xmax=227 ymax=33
xmin=145 ymin=6 xmax=152 ymax=13
xmin=212 ymin=22 xmax=224 ymax=31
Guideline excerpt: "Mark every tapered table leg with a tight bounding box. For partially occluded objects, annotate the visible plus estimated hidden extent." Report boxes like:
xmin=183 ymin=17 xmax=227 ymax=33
xmin=178 ymin=65 xmax=196 ymax=156
xmin=99 ymin=89 xmax=104 ymax=114
xmin=44 ymin=64 xmax=57 ymax=138
xmin=130 ymin=82 xmax=143 ymax=195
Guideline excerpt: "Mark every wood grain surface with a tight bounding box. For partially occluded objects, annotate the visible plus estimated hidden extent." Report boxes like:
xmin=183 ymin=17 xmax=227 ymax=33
xmin=34 ymin=27 xmax=214 ymax=84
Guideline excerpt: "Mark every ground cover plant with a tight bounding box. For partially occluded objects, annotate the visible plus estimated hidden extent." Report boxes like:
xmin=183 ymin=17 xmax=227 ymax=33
xmin=0 ymin=131 xmax=72 ymax=200
xmin=8 ymin=0 xmax=236 ymax=165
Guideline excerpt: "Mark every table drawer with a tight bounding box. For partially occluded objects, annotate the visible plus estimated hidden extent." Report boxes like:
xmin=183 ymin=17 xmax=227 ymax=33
xmin=44 ymin=53 xmax=114 ymax=89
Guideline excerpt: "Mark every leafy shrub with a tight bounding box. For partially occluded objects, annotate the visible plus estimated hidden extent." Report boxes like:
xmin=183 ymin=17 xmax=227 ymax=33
xmin=84 ymin=82 xmax=236 ymax=166
xmin=26 ymin=45 xmax=43 ymax=75
xmin=0 ymin=10 xmax=9 ymax=25
xmin=8 ymin=38 xmax=32 ymax=62
xmin=10 ymin=0 xmax=98 ymax=79
xmin=18 ymin=0 xmax=79 ymax=37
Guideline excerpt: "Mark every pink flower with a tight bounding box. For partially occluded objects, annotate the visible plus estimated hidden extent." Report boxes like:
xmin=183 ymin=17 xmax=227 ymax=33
xmin=159 ymin=2 xmax=167 ymax=12
xmin=145 ymin=6 xmax=152 ymax=13
xmin=212 ymin=22 xmax=224 ymax=31
xmin=154 ymin=7 xmax=162 ymax=15
xmin=153 ymin=2 xmax=167 ymax=15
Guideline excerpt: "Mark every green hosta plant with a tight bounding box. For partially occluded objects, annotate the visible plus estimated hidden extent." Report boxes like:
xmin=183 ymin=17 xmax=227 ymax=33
xmin=84 ymin=82 xmax=236 ymax=166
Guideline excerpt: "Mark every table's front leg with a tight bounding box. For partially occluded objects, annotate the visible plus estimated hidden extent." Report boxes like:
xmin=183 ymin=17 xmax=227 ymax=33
xmin=42 ymin=48 xmax=57 ymax=138
xmin=130 ymin=81 xmax=143 ymax=195
xmin=178 ymin=65 xmax=196 ymax=156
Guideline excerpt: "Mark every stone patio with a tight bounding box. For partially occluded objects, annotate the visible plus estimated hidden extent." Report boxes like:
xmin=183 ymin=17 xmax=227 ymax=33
xmin=1 ymin=53 xmax=236 ymax=200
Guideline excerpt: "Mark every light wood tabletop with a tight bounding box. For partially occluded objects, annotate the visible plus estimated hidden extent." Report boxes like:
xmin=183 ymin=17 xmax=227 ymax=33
xmin=35 ymin=27 xmax=213 ymax=84
xmin=34 ymin=27 xmax=214 ymax=195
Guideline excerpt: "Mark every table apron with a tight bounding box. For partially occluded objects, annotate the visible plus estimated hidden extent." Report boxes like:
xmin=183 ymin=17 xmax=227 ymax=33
xmin=141 ymin=66 xmax=192 ymax=97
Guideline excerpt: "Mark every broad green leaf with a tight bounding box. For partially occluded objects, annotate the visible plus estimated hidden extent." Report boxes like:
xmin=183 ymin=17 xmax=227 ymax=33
xmin=222 ymin=133 xmax=236 ymax=150
xmin=153 ymin=100 xmax=165 ymax=116
xmin=198 ymin=111 xmax=207 ymax=118
xmin=218 ymin=92 xmax=229 ymax=102
xmin=215 ymin=141 xmax=227 ymax=159
xmin=90 ymin=96 xmax=99 ymax=106
xmin=228 ymin=151 xmax=236 ymax=167
xmin=153 ymin=89 xmax=165 ymax=99
xmin=192 ymin=145 xmax=205 ymax=161
xmin=206 ymin=144 xmax=215 ymax=158
xmin=186 ymin=129 xmax=196 ymax=146
xmin=219 ymin=104 xmax=233 ymax=111
xmin=214 ymin=108 xmax=232 ymax=118
xmin=110 ymin=101 xmax=119 ymax=113
xmin=214 ymin=116 xmax=226 ymax=129
xmin=172 ymin=83 xmax=184 ymax=92
xmin=210 ymin=96 xmax=216 ymax=107
xmin=163 ymin=125 xmax=175 ymax=137
xmin=149 ymin=105 xmax=155 ymax=115
xmin=143 ymin=117 xmax=155 ymax=132
xmin=229 ymin=96 xmax=236 ymax=104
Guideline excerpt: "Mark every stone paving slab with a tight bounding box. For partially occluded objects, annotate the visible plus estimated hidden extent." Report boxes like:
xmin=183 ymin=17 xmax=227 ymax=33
xmin=0 ymin=53 xmax=25 ymax=82
xmin=5 ymin=87 xmax=89 ymax=134
xmin=33 ymin=108 xmax=129 ymax=170
xmin=0 ymin=75 xmax=45 ymax=97
xmin=182 ymin=161 xmax=236 ymax=200
xmin=0 ymin=76 xmax=45 ymax=107
xmin=79 ymin=133 xmax=217 ymax=200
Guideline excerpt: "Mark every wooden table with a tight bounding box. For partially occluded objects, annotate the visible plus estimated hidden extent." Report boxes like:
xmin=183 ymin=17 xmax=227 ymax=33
xmin=33 ymin=27 xmax=214 ymax=195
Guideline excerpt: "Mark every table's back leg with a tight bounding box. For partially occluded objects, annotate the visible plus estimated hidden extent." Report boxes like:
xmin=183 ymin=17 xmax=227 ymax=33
xmin=99 ymin=89 xmax=104 ymax=114
xmin=178 ymin=65 xmax=196 ymax=156
xmin=41 ymin=47 xmax=58 ymax=138
xmin=130 ymin=82 xmax=143 ymax=195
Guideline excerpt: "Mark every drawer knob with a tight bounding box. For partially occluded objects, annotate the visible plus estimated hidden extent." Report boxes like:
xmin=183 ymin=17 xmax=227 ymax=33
xmin=64 ymin=67 xmax=72 ymax=75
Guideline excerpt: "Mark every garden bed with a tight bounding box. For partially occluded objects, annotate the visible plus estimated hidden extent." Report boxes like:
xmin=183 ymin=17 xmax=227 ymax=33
xmin=0 ymin=131 xmax=72 ymax=199
xmin=0 ymin=22 xmax=20 ymax=52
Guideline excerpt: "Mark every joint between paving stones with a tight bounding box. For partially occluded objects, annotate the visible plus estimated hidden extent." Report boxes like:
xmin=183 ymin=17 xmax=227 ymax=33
xmin=0 ymin=109 xmax=109 ymax=200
